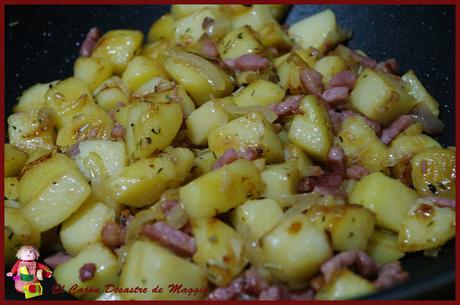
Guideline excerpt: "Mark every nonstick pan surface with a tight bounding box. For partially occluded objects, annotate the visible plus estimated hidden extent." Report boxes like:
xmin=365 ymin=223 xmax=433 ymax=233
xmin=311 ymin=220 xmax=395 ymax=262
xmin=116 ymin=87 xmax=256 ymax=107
xmin=4 ymin=4 xmax=455 ymax=300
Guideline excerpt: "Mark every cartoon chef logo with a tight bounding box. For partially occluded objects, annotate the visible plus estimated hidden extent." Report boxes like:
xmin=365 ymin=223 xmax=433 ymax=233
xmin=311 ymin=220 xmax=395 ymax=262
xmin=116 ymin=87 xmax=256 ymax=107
xmin=6 ymin=245 xmax=53 ymax=299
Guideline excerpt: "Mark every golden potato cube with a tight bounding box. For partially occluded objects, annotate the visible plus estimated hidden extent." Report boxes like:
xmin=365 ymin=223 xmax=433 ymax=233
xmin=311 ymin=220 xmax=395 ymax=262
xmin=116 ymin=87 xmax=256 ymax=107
xmin=186 ymin=101 xmax=229 ymax=145
xmin=54 ymin=243 xmax=118 ymax=299
xmin=192 ymin=218 xmax=247 ymax=286
xmin=121 ymin=56 xmax=167 ymax=92
xmin=388 ymin=133 xmax=441 ymax=165
xmin=14 ymin=81 xmax=59 ymax=113
xmin=191 ymin=149 xmax=217 ymax=178
xmin=208 ymin=112 xmax=284 ymax=163
xmin=314 ymin=55 xmax=348 ymax=85
xmin=179 ymin=159 xmax=264 ymax=219
xmin=402 ymin=70 xmax=439 ymax=116
xmin=398 ymin=202 xmax=455 ymax=252
xmin=233 ymin=80 xmax=285 ymax=107
xmin=261 ymin=214 xmax=332 ymax=288
xmin=230 ymin=198 xmax=284 ymax=241
xmin=5 ymin=144 xmax=28 ymax=177
xmin=261 ymin=161 xmax=299 ymax=198
xmin=231 ymin=5 xmax=275 ymax=31
xmin=349 ymin=172 xmax=418 ymax=232
xmin=147 ymin=13 xmax=175 ymax=42
xmin=60 ymin=200 xmax=115 ymax=256
xmin=74 ymin=57 xmax=113 ymax=91
xmin=4 ymin=177 xmax=19 ymax=201
xmin=288 ymin=9 xmax=349 ymax=53
xmin=162 ymin=146 xmax=195 ymax=188
xmin=259 ymin=21 xmax=292 ymax=50
xmin=283 ymin=143 xmax=314 ymax=177
xmin=93 ymin=76 xmax=130 ymax=111
xmin=91 ymin=30 xmax=144 ymax=75
xmin=218 ymin=26 xmax=263 ymax=60
xmin=288 ymin=95 xmax=333 ymax=162
xmin=411 ymin=147 xmax=456 ymax=199
xmin=119 ymin=239 xmax=208 ymax=300
xmin=349 ymin=68 xmax=417 ymax=125
xmin=366 ymin=229 xmax=405 ymax=265
xmin=315 ymin=268 xmax=376 ymax=300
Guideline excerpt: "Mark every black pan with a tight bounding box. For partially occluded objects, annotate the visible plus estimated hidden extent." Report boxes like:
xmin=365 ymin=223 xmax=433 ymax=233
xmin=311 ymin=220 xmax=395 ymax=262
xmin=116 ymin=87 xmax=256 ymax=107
xmin=4 ymin=4 xmax=455 ymax=300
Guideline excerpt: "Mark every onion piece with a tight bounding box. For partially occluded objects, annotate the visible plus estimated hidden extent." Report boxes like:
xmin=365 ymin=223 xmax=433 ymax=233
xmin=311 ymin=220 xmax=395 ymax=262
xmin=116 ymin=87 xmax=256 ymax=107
xmin=410 ymin=103 xmax=445 ymax=134
xmin=166 ymin=203 xmax=189 ymax=230
xmin=220 ymin=103 xmax=278 ymax=123
xmin=124 ymin=204 xmax=163 ymax=244
xmin=169 ymin=50 xmax=225 ymax=91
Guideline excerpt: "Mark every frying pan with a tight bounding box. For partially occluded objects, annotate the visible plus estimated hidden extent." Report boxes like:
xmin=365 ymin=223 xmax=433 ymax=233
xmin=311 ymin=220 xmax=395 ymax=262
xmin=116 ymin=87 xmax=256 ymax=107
xmin=4 ymin=4 xmax=455 ymax=300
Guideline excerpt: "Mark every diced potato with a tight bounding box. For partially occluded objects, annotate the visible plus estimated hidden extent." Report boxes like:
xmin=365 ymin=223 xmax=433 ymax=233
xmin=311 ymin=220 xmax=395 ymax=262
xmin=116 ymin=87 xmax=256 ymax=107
xmin=314 ymin=55 xmax=348 ymax=85
xmin=5 ymin=144 xmax=28 ymax=177
xmin=315 ymin=268 xmax=376 ymax=300
xmin=288 ymin=9 xmax=350 ymax=53
xmin=74 ymin=57 xmax=113 ymax=91
xmin=164 ymin=51 xmax=234 ymax=105
xmin=261 ymin=214 xmax=332 ymax=288
xmin=398 ymin=202 xmax=455 ymax=252
xmin=121 ymin=56 xmax=167 ymax=92
xmin=306 ymin=204 xmax=376 ymax=251
xmin=233 ymin=80 xmax=285 ymax=107
xmin=349 ymin=68 xmax=417 ymax=125
xmin=116 ymin=102 xmax=182 ymax=159
xmin=261 ymin=161 xmax=299 ymax=198
xmin=119 ymin=239 xmax=208 ymax=300
xmin=179 ymin=159 xmax=264 ymax=219
xmin=402 ymin=70 xmax=439 ymax=116
xmin=8 ymin=109 xmax=56 ymax=154
xmin=45 ymin=77 xmax=94 ymax=128
xmin=388 ymin=133 xmax=441 ymax=165
xmin=186 ymin=101 xmax=229 ymax=145
xmin=349 ymin=172 xmax=418 ymax=232
xmin=366 ymin=229 xmax=405 ymax=265
xmin=283 ymin=143 xmax=314 ymax=176
xmin=191 ymin=149 xmax=217 ymax=177
xmin=91 ymin=30 xmax=144 ymax=75
xmin=411 ymin=148 xmax=456 ymax=199
xmin=208 ymin=112 xmax=284 ymax=163
xmin=142 ymin=39 xmax=174 ymax=65
xmin=171 ymin=4 xmax=218 ymax=19
xmin=192 ymin=218 xmax=247 ymax=286
xmin=338 ymin=115 xmax=388 ymax=173
xmin=230 ymin=198 xmax=284 ymax=241
xmin=56 ymin=104 xmax=113 ymax=147
xmin=259 ymin=21 xmax=292 ymax=50
xmin=75 ymin=140 xmax=127 ymax=180
xmin=232 ymin=5 xmax=275 ymax=31
xmin=93 ymin=76 xmax=130 ymax=111
xmin=60 ymin=200 xmax=115 ymax=256
xmin=5 ymin=207 xmax=41 ymax=266
xmin=162 ymin=146 xmax=195 ymax=188
xmin=4 ymin=177 xmax=19 ymax=201
xmin=267 ymin=4 xmax=289 ymax=20
xmin=54 ymin=243 xmax=118 ymax=299
xmin=276 ymin=53 xmax=311 ymax=94
xmin=147 ymin=13 xmax=175 ymax=42
xmin=288 ymin=95 xmax=333 ymax=162
xmin=14 ymin=81 xmax=59 ymax=113
xmin=218 ymin=26 xmax=263 ymax=60
xmin=105 ymin=155 xmax=177 ymax=208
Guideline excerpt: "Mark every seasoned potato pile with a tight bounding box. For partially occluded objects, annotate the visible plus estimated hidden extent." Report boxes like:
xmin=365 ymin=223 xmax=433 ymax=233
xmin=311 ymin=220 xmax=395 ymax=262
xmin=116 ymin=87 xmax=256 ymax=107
xmin=5 ymin=5 xmax=455 ymax=301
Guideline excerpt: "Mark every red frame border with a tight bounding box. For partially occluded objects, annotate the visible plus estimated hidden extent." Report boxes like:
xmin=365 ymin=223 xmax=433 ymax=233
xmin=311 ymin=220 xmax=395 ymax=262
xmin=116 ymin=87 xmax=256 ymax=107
xmin=0 ymin=0 xmax=458 ymax=304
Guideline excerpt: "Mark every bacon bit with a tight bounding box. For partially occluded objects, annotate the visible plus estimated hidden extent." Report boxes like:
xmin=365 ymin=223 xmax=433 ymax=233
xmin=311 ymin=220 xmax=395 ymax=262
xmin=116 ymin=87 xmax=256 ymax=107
xmin=420 ymin=160 xmax=428 ymax=174
xmin=202 ymin=35 xmax=219 ymax=58
xmin=212 ymin=148 xmax=238 ymax=170
xmin=79 ymin=263 xmax=97 ymax=282
xmin=43 ymin=252 xmax=72 ymax=270
xmin=270 ymin=95 xmax=303 ymax=117
xmin=223 ymin=54 xmax=270 ymax=72
xmin=346 ymin=165 xmax=369 ymax=179
xmin=258 ymin=286 xmax=289 ymax=300
xmin=328 ymin=146 xmax=346 ymax=175
xmin=328 ymin=70 xmax=357 ymax=89
xmin=111 ymin=123 xmax=125 ymax=139
xmin=377 ymin=58 xmax=400 ymax=75
xmin=79 ymin=27 xmax=101 ymax=57
xmin=101 ymin=222 xmax=125 ymax=249
xmin=422 ymin=196 xmax=455 ymax=209
xmin=142 ymin=221 xmax=196 ymax=257
xmin=161 ymin=200 xmax=178 ymax=214
xmin=321 ymin=250 xmax=379 ymax=283
xmin=313 ymin=186 xmax=348 ymax=199
xmin=298 ymin=173 xmax=343 ymax=193
xmin=380 ymin=115 xmax=414 ymax=145
xmin=300 ymin=68 xmax=324 ymax=95
xmin=374 ymin=261 xmax=409 ymax=289
xmin=321 ymin=86 xmax=350 ymax=105
xmin=350 ymin=50 xmax=377 ymax=69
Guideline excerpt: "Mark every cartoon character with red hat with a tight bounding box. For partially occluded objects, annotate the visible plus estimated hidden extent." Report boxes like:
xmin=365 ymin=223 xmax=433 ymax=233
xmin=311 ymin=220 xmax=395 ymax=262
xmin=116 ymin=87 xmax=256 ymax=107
xmin=6 ymin=245 xmax=53 ymax=298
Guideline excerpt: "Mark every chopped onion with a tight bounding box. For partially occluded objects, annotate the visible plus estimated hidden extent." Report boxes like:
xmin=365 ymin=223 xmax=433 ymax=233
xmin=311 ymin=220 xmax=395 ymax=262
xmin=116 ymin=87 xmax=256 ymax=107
xmin=411 ymin=103 xmax=444 ymax=134
xmin=166 ymin=204 xmax=189 ymax=230
xmin=124 ymin=205 xmax=162 ymax=244
xmin=170 ymin=50 xmax=225 ymax=91
xmin=220 ymin=103 xmax=278 ymax=123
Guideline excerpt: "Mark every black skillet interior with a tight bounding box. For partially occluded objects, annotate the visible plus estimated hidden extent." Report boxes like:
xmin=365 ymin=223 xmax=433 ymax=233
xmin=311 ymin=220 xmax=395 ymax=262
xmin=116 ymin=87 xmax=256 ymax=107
xmin=4 ymin=5 xmax=455 ymax=300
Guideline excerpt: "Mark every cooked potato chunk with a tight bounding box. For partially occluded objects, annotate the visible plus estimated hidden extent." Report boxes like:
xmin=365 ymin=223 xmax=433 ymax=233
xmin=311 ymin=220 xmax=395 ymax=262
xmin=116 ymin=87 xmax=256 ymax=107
xmin=259 ymin=21 xmax=292 ymax=50
xmin=314 ymin=55 xmax=348 ymax=85
xmin=398 ymin=202 xmax=455 ymax=252
xmin=5 ymin=144 xmax=28 ymax=177
xmin=411 ymin=147 xmax=455 ymax=199
xmin=349 ymin=172 xmax=418 ymax=232
xmin=230 ymin=198 xmax=284 ymax=241
xmin=180 ymin=159 xmax=264 ymax=219
xmin=4 ymin=177 xmax=19 ymax=201
xmin=54 ymin=243 xmax=118 ymax=299
xmin=121 ymin=56 xmax=167 ymax=92
xmin=288 ymin=9 xmax=350 ymax=53
xmin=288 ymin=95 xmax=333 ymax=162
xmin=284 ymin=143 xmax=314 ymax=177
xmin=93 ymin=76 xmax=130 ymax=111
xmin=91 ymin=30 xmax=144 ymax=75
xmin=233 ymin=80 xmax=285 ymax=107
xmin=262 ymin=214 xmax=332 ymax=288
xmin=338 ymin=115 xmax=388 ymax=173
xmin=260 ymin=161 xmax=299 ymax=197
xmin=388 ymin=133 xmax=441 ymax=165
xmin=366 ymin=229 xmax=405 ymax=265
xmin=192 ymin=218 xmax=247 ymax=286
xmin=208 ymin=112 xmax=284 ymax=163
xmin=60 ymin=200 xmax=115 ymax=256
xmin=14 ymin=81 xmax=59 ymax=113
xmin=5 ymin=207 xmax=41 ymax=266
xmin=74 ymin=57 xmax=113 ymax=91
xmin=218 ymin=26 xmax=263 ymax=60
xmin=315 ymin=268 xmax=376 ymax=300
xmin=306 ymin=204 xmax=376 ymax=251
xmin=191 ymin=149 xmax=217 ymax=177
xmin=401 ymin=70 xmax=439 ymax=116
xmin=147 ymin=13 xmax=175 ymax=42
xmin=162 ymin=146 xmax=195 ymax=188
xmin=186 ymin=101 xmax=229 ymax=145
xmin=349 ymin=68 xmax=417 ymax=125
xmin=119 ymin=239 xmax=208 ymax=300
